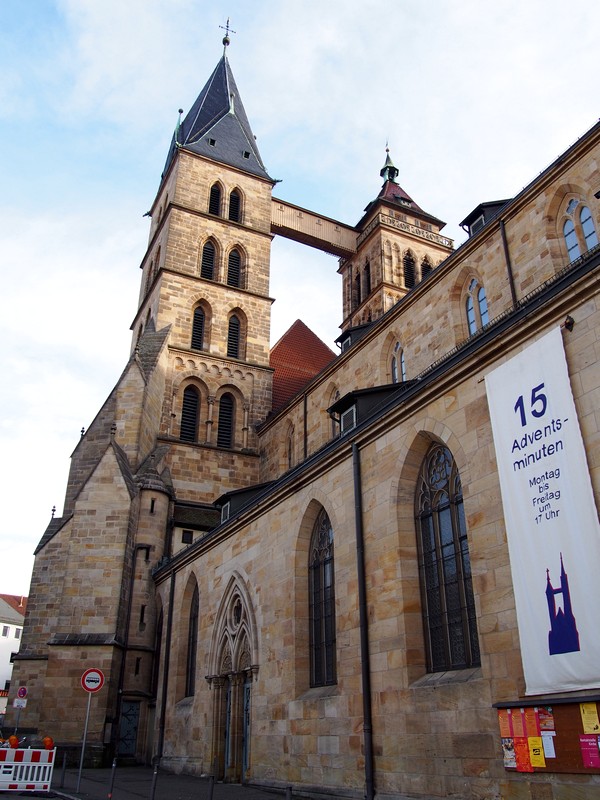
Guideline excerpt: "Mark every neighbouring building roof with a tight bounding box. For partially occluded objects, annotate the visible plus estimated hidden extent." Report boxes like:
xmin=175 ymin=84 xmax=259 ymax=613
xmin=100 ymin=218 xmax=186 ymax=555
xmin=0 ymin=594 xmax=27 ymax=622
xmin=270 ymin=320 xmax=337 ymax=412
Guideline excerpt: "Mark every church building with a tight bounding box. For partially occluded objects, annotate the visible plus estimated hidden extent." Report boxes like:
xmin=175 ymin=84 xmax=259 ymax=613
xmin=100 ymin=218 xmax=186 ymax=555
xmin=8 ymin=35 xmax=600 ymax=800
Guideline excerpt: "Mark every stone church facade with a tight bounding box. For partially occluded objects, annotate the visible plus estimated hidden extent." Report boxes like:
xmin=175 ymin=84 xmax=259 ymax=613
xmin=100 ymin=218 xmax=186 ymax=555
xmin=8 ymin=41 xmax=600 ymax=800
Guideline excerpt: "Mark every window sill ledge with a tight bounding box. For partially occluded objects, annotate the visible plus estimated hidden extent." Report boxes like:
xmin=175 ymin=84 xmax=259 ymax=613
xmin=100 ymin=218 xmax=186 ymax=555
xmin=410 ymin=667 xmax=482 ymax=689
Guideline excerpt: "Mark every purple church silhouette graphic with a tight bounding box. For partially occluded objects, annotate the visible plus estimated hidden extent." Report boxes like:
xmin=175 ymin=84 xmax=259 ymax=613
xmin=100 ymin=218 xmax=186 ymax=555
xmin=546 ymin=553 xmax=580 ymax=655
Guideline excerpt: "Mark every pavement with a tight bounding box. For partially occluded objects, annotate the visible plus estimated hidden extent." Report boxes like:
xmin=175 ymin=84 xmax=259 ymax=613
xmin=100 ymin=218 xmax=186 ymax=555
xmin=48 ymin=766 xmax=288 ymax=800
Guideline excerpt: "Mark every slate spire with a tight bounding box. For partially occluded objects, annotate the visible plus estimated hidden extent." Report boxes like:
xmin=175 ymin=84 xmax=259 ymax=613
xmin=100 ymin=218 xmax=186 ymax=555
xmin=162 ymin=50 xmax=270 ymax=181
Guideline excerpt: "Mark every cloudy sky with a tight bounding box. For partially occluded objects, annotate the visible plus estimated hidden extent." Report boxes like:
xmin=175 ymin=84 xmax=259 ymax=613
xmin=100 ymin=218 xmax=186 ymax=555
xmin=1 ymin=0 xmax=598 ymax=596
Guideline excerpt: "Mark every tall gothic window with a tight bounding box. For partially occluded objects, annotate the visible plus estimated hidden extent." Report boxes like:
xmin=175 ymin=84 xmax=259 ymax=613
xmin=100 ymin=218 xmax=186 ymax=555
xmin=403 ymin=251 xmax=416 ymax=289
xmin=415 ymin=443 xmax=480 ymax=672
xmin=180 ymin=386 xmax=200 ymax=442
xmin=185 ymin=585 xmax=199 ymax=696
xmin=201 ymin=241 xmax=216 ymax=280
xmin=191 ymin=306 xmax=205 ymax=350
xmin=228 ymin=189 xmax=241 ymax=222
xmin=309 ymin=508 xmax=336 ymax=687
xmin=227 ymin=249 xmax=241 ymax=287
xmin=353 ymin=272 xmax=361 ymax=309
xmin=227 ymin=314 xmax=241 ymax=358
xmin=364 ymin=260 xmax=371 ymax=297
xmin=391 ymin=342 xmax=406 ymax=383
xmin=209 ymin=183 xmax=221 ymax=216
xmin=421 ymin=256 xmax=433 ymax=278
xmin=217 ymin=393 xmax=234 ymax=448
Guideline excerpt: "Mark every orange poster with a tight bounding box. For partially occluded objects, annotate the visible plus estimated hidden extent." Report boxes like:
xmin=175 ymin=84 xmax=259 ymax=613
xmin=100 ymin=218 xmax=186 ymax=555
xmin=524 ymin=707 xmax=540 ymax=737
xmin=514 ymin=737 xmax=534 ymax=772
xmin=511 ymin=709 xmax=525 ymax=738
xmin=498 ymin=709 xmax=512 ymax=738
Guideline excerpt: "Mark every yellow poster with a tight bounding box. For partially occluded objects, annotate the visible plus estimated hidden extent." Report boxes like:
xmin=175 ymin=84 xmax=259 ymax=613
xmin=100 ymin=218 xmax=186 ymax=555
xmin=528 ymin=737 xmax=546 ymax=768
xmin=580 ymin=703 xmax=600 ymax=734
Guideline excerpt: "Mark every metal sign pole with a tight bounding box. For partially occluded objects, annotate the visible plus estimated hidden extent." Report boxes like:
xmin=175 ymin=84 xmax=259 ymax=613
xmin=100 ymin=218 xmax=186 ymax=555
xmin=77 ymin=690 xmax=93 ymax=793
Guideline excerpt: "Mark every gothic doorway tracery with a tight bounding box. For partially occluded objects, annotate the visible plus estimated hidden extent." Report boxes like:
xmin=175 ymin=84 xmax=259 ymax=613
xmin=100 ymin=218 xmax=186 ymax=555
xmin=207 ymin=576 xmax=258 ymax=783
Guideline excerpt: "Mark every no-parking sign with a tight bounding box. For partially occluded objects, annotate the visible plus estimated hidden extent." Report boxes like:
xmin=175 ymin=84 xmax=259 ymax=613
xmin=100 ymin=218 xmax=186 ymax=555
xmin=81 ymin=668 xmax=105 ymax=693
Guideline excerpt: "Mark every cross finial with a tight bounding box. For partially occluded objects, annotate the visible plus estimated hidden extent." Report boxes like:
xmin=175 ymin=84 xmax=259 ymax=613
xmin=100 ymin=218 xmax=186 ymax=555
xmin=220 ymin=17 xmax=236 ymax=53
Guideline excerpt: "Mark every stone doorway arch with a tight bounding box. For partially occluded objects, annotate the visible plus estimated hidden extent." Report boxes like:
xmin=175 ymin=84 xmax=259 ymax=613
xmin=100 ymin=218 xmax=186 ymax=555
xmin=206 ymin=574 xmax=258 ymax=782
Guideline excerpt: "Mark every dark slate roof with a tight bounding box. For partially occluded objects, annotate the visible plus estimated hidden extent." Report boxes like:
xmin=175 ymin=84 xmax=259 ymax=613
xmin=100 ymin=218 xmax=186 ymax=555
xmin=136 ymin=320 xmax=170 ymax=381
xmin=162 ymin=55 xmax=270 ymax=181
xmin=173 ymin=503 xmax=221 ymax=532
xmin=270 ymin=320 xmax=337 ymax=412
xmin=34 ymin=514 xmax=72 ymax=555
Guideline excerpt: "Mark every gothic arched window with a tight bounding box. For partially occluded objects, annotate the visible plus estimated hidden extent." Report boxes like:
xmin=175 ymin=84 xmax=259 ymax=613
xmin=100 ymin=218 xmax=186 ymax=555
xmin=180 ymin=386 xmax=200 ymax=442
xmin=415 ymin=443 xmax=480 ymax=672
xmin=185 ymin=585 xmax=199 ymax=696
xmin=227 ymin=314 xmax=241 ymax=359
xmin=217 ymin=393 xmax=235 ymax=448
xmin=364 ymin=260 xmax=371 ymax=297
xmin=465 ymin=278 xmax=489 ymax=335
xmin=209 ymin=183 xmax=221 ymax=216
xmin=309 ymin=508 xmax=336 ymax=687
xmin=403 ymin=251 xmax=416 ymax=289
xmin=191 ymin=306 xmax=205 ymax=350
xmin=227 ymin=249 xmax=241 ymax=287
xmin=562 ymin=199 xmax=598 ymax=262
xmin=228 ymin=189 xmax=241 ymax=222
xmin=201 ymin=241 xmax=216 ymax=280
xmin=391 ymin=342 xmax=406 ymax=383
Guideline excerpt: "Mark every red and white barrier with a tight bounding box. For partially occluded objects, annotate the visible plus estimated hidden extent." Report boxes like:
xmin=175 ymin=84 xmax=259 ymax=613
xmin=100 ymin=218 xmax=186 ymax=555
xmin=0 ymin=748 xmax=56 ymax=792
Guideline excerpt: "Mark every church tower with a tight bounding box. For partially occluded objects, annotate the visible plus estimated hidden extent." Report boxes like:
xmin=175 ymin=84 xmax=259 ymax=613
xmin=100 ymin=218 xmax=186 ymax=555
xmin=9 ymin=38 xmax=276 ymax=762
xmin=339 ymin=148 xmax=454 ymax=331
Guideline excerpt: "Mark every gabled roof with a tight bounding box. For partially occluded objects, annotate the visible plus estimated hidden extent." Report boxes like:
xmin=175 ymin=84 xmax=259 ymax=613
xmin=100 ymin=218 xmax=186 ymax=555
xmin=162 ymin=55 xmax=270 ymax=181
xmin=270 ymin=320 xmax=336 ymax=412
xmin=0 ymin=594 xmax=27 ymax=620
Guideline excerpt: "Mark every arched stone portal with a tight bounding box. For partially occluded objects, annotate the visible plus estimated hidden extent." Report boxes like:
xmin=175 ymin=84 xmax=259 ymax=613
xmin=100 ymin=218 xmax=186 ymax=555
xmin=206 ymin=575 xmax=258 ymax=782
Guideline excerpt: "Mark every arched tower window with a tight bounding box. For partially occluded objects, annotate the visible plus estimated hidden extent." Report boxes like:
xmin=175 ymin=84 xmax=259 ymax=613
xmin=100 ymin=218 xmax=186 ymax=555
xmin=421 ymin=256 xmax=433 ymax=278
xmin=353 ymin=271 xmax=362 ymax=309
xmin=217 ymin=393 xmax=235 ymax=448
xmin=209 ymin=183 xmax=221 ymax=216
xmin=180 ymin=385 xmax=200 ymax=442
xmin=191 ymin=306 xmax=205 ymax=350
xmin=227 ymin=314 xmax=241 ymax=358
xmin=228 ymin=189 xmax=241 ymax=222
xmin=403 ymin=251 xmax=416 ymax=289
xmin=465 ymin=278 xmax=489 ymax=335
xmin=364 ymin=260 xmax=371 ymax=297
xmin=185 ymin=585 xmax=199 ymax=696
xmin=415 ymin=443 xmax=480 ymax=672
xmin=391 ymin=342 xmax=406 ymax=383
xmin=581 ymin=205 xmax=599 ymax=250
xmin=201 ymin=241 xmax=216 ymax=280
xmin=309 ymin=508 xmax=336 ymax=687
xmin=227 ymin=249 xmax=241 ymax=287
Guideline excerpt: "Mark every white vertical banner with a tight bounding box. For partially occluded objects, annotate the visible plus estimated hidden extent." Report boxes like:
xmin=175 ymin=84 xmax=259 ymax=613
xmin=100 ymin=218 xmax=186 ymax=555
xmin=485 ymin=327 xmax=600 ymax=694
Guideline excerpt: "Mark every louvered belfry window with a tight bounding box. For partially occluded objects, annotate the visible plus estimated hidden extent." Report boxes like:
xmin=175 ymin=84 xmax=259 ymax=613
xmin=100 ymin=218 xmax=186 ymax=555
xmin=209 ymin=183 xmax=221 ymax=216
xmin=217 ymin=393 xmax=234 ymax=448
xmin=227 ymin=314 xmax=240 ymax=358
xmin=201 ymin=242 xmax=215 ymax=280
xmin=228 ymin=189 xmax=241 ymax=222
xmin=227 ymin=249 xmax=241 ymax=287
xmin=180 ymin=386 xmax=199 ymax=442
xmin=403 ymin=251 xmax=416 ymax=289
xmin=191 ymin=307 xmax=205 ymax=350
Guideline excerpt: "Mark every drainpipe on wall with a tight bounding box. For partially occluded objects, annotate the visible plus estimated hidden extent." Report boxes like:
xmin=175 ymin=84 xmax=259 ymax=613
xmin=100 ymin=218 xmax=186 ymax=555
xmin=499 ymin=219 xmax=518 ymax=308
xmin=352 ymin=442 xmax=375 ymax=800
xmin=155 ymin=569 xmax=176 ymax=762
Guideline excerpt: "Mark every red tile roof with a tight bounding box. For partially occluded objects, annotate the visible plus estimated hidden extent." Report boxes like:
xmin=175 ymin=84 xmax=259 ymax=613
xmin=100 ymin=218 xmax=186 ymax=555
xmin=0 ymin=595 xmax=27 ymax=618
xmin=270 ymin=320 xmax=336 ymax=412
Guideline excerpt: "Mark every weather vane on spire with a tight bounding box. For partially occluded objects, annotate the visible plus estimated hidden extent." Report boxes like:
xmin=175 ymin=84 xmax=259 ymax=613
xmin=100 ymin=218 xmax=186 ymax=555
xmin=220 ymin=17 xmax=236 ymax=53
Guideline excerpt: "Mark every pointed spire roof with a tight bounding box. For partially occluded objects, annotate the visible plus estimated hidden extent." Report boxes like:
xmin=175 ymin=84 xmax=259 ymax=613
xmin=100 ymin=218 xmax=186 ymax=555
xmin=162 ymin=55 xmax=270 ymax=181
